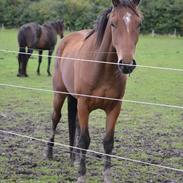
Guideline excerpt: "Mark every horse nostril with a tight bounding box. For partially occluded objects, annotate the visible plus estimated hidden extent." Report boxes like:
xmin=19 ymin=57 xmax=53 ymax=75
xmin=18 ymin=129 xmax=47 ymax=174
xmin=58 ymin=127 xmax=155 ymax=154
xmin=118 ymin=59 xmax=137 ymax=74
xmin=132 ymin=59 xmax=137 ymax=66
xmin=118 ymin=60 xmax=123 ymax=64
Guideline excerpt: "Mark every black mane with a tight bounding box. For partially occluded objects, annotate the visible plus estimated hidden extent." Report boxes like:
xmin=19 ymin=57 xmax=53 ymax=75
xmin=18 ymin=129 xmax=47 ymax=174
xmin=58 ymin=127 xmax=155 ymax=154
xmin=86 ymin=0 xmax=139 ymax=46
xmin=44 ymin=20 xmax=64 ymax=32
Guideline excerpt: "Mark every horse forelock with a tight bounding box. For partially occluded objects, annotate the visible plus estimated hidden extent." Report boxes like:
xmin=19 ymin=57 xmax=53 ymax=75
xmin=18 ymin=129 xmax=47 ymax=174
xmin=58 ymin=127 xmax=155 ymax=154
xmin=120 ymin=0 xmax=142 ymax=17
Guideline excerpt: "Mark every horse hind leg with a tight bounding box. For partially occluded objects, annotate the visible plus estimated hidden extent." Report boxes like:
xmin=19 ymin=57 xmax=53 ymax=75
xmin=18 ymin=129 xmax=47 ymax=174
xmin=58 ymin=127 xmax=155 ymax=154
xmin=68 ymin=95 xmax=77 ymax=161
xmin=47 ymin=93 xmax=66 ymax=159
xmin=17 ymin=47 xmax=26 ymax=77
xmin=17 ymin=49 xmax=22 ymax=77
xmin=22 ymin=47 xmax=33 ymax=77
xmin=47 ymin=49 xmax=53 ymax=76
xmin=37 ymin=50 xmax=43 ymax=75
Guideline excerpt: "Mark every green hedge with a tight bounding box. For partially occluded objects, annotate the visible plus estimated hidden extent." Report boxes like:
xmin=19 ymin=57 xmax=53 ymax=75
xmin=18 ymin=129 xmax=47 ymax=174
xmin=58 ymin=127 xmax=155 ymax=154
xmin=0 ymin=0 xmax=183 ymax=35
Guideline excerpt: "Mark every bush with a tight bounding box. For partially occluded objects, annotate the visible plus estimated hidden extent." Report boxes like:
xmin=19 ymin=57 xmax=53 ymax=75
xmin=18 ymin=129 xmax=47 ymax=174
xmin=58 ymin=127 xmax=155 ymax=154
xmin=0 ymin=0 xmax=183 ymax=35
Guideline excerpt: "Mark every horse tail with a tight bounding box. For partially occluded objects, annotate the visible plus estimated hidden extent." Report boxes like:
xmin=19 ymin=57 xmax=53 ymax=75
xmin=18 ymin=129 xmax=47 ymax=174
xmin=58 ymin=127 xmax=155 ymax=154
xmin=17 ymin=28 xmax=28 ymax=76
xmin=67 ymin=95 xmax=78 ymax=159
xmin=17 ymin=29 xmax=27 ymax=62
xmin=18 ymin=47 xmax=26 ymax=62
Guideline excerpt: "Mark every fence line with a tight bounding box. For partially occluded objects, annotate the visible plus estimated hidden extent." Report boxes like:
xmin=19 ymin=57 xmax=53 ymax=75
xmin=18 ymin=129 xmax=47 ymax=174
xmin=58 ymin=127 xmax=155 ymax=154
xmin=1 ymin=49 xmax=183 ymax=72
xmin=5 ymin=46 xmax=183 ymax=55
xmin=0 ymin=129 xmax=183 ymax=173
xmin=0 ymin=113 xmax=179 ymax=156
xmin=0 ymin=83 xmax=183 ymax=110
xmin=12 ymin=46 xmax=118 ymax=54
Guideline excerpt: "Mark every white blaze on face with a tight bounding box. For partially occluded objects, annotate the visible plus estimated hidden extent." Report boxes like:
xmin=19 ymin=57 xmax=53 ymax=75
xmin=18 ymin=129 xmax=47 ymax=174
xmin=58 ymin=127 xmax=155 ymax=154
xmin=123 ymin=12 xmax=132 ymax=33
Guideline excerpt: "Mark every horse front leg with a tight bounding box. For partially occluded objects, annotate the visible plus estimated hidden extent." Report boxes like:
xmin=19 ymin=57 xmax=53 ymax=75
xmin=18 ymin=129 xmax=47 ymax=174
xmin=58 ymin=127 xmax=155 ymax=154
xmin=103 ymin=103 xmax=121 ymax=183
xmin=47 ymin=50 xmax=53 ymax=76
xmin=77 ymin=99 xmax=90 ymax=183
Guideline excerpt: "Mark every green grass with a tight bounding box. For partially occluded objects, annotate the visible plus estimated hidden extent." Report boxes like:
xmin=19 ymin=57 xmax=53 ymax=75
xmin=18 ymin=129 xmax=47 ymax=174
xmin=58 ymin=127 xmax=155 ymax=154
xmin=0 ymin=29 xmax=183 ymax=182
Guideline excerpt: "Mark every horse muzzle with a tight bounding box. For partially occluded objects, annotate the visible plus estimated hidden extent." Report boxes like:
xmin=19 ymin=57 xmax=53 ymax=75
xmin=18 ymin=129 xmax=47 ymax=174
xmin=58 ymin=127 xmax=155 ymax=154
xmin=118 ymin=60 xmax=137 ymax=74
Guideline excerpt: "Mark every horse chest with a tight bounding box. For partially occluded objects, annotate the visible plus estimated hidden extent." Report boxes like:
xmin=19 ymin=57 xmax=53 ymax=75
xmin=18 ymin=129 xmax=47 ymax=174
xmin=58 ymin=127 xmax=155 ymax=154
xmin=102 ymin=83 xmax=122 ymax=97
xmin=86 ymin=82 xmax=125 ymax=111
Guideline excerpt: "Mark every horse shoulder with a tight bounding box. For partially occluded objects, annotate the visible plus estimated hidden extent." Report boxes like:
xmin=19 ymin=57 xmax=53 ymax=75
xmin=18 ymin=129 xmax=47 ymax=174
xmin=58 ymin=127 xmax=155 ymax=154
xmin=62 ymin=30 xmax=92 ymax=44
xmin=58 ymin=31 xmax=86 ymax=54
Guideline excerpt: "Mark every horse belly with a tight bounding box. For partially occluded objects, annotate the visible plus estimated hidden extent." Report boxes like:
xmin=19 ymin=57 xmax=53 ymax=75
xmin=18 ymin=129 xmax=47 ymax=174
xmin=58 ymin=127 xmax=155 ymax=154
xmin=60 ymin=59 xmax=75 ymax=94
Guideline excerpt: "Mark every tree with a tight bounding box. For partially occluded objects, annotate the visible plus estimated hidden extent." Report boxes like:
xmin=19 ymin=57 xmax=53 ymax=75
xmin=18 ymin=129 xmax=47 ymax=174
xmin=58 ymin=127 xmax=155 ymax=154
xmin=140 ymin=0 xmax=183 ymax=35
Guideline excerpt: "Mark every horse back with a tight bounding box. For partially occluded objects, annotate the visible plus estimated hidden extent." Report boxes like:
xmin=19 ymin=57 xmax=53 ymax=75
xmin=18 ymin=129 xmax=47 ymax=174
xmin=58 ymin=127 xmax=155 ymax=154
xmin=37 ymin=25 xmax=57 ymax=50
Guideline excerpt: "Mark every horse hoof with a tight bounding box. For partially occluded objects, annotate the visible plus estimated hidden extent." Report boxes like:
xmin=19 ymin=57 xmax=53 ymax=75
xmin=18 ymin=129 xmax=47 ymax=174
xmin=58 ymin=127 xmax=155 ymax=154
xmin=76 ymin=176 xmax=86 ymax=183
xmin=17 ymin=73 xmax=28 ymax=78
xmin=103 ymin=169 xmax=112 ymax=183
xmin=73 ymin=159 xmax=80 ymax=168
xmin=70 ymin=158 xmax=75 ymax=166
xmin=70 ymin=152 xmax=80 ymax=167
xmin=47 ymin=153 xmax=53 ymax=160
xmin=46 ymin=147 xmax=53 ymax=160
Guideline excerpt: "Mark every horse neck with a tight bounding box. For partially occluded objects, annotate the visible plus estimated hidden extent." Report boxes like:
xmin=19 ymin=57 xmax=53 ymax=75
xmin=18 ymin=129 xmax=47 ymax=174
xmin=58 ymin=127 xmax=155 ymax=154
xmin=51 ymin=24 xmax=61 ymax=35
xmin=95 ymin=24 xmax=118 ymax=74
xmin=97 ymin=20 xmax=118 ymax=58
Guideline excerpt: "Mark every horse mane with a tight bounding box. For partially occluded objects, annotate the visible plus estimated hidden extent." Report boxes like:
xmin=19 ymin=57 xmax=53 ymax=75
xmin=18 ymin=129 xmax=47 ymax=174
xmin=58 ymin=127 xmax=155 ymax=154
xmin=85 ymin=0 xmax=141 ymax=46
xmin=43 ymin=20 xmax=64 ymax=32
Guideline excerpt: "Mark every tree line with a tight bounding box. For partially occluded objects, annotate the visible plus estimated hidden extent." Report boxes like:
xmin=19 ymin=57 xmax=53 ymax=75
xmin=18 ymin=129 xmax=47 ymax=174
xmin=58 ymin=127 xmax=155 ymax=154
xmin=0 ymin=0 xmax=183 ymax=35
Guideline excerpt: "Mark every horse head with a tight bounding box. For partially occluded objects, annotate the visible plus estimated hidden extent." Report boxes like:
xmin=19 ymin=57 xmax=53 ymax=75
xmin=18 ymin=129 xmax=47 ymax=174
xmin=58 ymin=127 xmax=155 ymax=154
xmin=55 ymin=20 xmax=64 ymax=39
xmin=110 ymin=0 xmax=142 ymax=74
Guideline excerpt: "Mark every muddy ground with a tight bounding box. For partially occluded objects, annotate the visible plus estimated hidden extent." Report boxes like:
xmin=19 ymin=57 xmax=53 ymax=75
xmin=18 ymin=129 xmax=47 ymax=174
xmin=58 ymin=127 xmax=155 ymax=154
xmin=0 ymin=106 xmax=183 ymax=183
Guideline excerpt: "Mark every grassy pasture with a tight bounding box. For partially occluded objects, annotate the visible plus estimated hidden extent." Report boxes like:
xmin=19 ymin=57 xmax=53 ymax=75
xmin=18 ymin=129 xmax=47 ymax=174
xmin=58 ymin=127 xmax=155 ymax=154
xmin=0 ymin=29 xmax=183 ymax=182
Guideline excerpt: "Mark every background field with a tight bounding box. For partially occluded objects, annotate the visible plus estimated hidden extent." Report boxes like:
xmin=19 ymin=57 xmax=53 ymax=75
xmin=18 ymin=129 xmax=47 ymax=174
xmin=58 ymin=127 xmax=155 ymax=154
xmin=0 ymin=29 xmax=183 ymax=182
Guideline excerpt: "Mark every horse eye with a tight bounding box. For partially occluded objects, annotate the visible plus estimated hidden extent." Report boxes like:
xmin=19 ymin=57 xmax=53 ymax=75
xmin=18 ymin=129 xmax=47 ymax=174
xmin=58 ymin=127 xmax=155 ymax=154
xmin=137 ymin=23 xmax=142 ymax=29
xmin=111 ymin=23 xmax=116 ymax=28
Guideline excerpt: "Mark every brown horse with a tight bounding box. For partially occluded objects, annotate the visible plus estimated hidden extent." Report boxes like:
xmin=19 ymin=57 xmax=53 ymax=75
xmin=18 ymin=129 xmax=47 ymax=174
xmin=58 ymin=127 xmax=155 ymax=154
xmin=17 ymin=20 xmax=64 ymax=77
xmin=47 ymin=0 xmax=142 ymax=182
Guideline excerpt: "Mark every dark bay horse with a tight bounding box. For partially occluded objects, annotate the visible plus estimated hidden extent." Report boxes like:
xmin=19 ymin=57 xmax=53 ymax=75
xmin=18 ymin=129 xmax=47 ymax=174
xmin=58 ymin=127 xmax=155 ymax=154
xmin=17 ymin=20 xmax=64 ymax=77
xmin=47 ymin=0 xmax=142 ymax=182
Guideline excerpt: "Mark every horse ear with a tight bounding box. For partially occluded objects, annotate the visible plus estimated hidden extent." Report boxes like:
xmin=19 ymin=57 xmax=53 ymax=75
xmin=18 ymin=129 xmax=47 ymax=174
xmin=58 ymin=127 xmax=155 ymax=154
xmin=133 ymin=0 xmax=141 ymax=6
xmin=112 ymin=0 xmax=120 ymax=7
